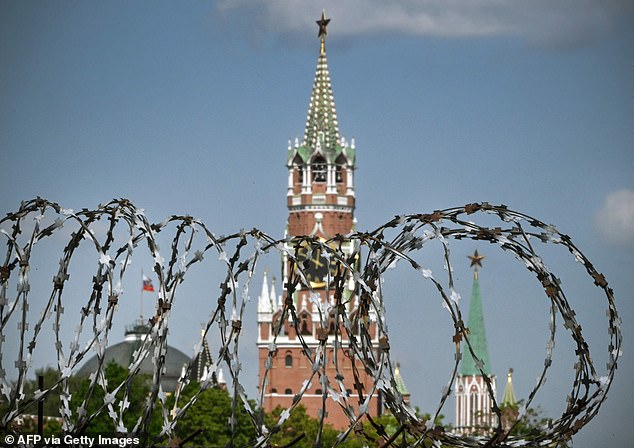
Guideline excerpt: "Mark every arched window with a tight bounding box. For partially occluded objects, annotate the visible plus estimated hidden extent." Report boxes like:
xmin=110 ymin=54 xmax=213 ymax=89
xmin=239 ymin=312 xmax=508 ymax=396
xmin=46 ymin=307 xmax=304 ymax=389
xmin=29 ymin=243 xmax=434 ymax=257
xmin=315 ymin=389 xmax=322 ymax=395
xmin=273 ymin=311 xmax=286 ymax=336
xmin=328 ymin=310 xmax=337 ymax=335
xmin=470 ymin=387 xmax=479 ymax=426
xmin=299 ymin=311 xmax=312 ymax=335
xmin=284 ymin=388 xmax=293 ymax=395
xmin=271 ymin=388 xmax=277 ymax=394
xmin=312 ymin=156 xmax=327 ymax=182
xmin=335 ymin=155 xmax=346 ymax=183
xmin=285 ymin=352 xmax=293 ymax=367
xmin=292 ymin=155 xmax=304 ymax=185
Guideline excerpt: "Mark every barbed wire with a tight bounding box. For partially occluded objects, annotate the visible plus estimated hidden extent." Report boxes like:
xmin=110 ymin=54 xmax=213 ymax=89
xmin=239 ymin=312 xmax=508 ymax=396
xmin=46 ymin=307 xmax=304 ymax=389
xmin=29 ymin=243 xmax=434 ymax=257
xmin=0 ymin=198 xmax=621 ymax=447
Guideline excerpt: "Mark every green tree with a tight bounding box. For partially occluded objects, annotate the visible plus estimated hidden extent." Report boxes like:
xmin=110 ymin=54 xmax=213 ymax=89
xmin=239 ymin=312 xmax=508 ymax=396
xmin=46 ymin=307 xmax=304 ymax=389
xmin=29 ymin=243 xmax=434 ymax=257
xmin=5 ymin=414 xmax=63 ymax=438
xmin=354 ymin=410 xmax=447 ymax=448
xmin=22 ymin=367 xmax=64 ymax=418
xmin=264 ymin=405 xmax=337 ymax=447
xmin=69 ymin=361 xmax=162 ymax=436
xmin=1 ymin=367 xmax=67 ymax=437
xmin=259 ymin=405 xmax=450 ymax=448
xmin=170 ymin=384 xmax=257 ymax=447
xmin=505 ymin=400 xmax=570 ymax=447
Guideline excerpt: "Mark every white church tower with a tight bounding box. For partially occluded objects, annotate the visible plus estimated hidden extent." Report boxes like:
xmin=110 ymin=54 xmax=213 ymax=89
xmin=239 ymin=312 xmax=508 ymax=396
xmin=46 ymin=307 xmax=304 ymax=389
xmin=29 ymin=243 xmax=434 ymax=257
xmin=455 ymin=251 xmax=498 ymax=435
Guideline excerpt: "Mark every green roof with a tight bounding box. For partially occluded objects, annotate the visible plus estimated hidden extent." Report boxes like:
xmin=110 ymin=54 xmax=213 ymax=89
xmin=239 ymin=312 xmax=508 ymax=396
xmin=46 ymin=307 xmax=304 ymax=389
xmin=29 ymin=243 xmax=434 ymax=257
xmin=289 ymin=143 xmax=354 ymax=166
xmin=461 ymin=272 xmax=492 ymax=376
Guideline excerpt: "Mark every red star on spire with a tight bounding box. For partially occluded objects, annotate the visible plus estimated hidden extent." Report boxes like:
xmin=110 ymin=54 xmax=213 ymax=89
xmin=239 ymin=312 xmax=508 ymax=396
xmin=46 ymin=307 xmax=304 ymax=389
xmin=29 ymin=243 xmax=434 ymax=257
xmin=468 ymin=250 xmax=485 ymax=269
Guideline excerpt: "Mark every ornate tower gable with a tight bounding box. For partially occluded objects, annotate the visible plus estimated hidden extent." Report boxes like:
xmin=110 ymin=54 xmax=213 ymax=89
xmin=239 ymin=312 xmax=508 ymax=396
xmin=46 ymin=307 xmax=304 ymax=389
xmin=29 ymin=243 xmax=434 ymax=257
xmin=258 ymin=270 xmax=272 ymax=314
xmin=257 ymin=259 xmax=377 ymax=347
xmin=455 ymin=374 xmax=497 ymax=435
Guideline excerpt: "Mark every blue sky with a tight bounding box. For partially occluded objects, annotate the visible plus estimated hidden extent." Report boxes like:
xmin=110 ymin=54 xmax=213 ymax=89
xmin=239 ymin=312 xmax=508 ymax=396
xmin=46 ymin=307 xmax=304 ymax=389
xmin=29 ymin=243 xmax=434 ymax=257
xmin=1 ymin=1 xmax=632 ymax=446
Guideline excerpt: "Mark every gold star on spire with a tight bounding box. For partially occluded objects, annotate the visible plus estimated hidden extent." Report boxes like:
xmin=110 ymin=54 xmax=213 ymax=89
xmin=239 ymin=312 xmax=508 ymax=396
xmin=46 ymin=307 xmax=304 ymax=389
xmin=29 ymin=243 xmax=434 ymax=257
xmin=316 ymin=11 xmax=330 ymax=54
xmin=468 ymin=250 xmax=485 ymax=279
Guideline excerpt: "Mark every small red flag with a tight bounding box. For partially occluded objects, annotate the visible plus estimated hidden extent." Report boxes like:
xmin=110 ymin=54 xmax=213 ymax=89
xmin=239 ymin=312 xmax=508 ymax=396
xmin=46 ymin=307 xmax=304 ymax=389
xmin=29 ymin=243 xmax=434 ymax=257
xmin=142 ymin=275 xmax=155 ymax=292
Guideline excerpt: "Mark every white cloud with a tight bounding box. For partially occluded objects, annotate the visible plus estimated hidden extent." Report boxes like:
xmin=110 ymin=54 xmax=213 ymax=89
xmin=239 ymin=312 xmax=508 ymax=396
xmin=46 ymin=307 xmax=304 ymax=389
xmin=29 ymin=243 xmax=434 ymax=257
xmin=594 ymin=189 xmax=634 ymax=246
xmin=217 ymin=0 xmax=632 ymax=47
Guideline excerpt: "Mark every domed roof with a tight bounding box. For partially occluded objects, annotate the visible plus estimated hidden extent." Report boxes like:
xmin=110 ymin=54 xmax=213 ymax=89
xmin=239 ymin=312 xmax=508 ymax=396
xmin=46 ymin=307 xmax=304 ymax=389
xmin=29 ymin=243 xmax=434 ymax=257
xmin=76 ymin=320 xmax=191 ymax=391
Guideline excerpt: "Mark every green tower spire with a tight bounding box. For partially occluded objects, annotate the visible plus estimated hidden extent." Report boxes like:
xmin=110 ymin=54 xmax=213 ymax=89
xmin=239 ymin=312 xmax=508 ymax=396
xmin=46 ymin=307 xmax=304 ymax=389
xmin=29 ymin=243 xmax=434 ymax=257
xmin=288 ymin=11 xmax=355 ymax=167
xmin=461 ymin=250 xmax=492 ymax=376
xmin=302 ymin=11 xmax=341 ymax=160
xmin=501 ymin=368 xmax=517 ymax=408
xmin=394 ymin=362 xmax=410 ymax=396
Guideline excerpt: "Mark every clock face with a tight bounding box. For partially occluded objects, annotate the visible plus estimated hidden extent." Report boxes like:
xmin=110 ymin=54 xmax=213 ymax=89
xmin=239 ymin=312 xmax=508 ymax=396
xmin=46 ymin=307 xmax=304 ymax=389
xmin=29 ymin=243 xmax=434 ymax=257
xmin=295 ymin=241 xmax=337 ymax=287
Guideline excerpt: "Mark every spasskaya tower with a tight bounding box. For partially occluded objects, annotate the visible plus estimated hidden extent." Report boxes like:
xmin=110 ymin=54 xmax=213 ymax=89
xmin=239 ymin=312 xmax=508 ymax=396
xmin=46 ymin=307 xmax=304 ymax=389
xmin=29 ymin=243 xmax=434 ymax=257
xmin=256 ymin=12 xmax=379 ymax=429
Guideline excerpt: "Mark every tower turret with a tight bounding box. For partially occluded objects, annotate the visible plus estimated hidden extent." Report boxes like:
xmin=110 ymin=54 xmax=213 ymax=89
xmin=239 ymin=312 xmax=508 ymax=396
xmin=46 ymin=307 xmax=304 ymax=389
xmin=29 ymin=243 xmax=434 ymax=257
xmin=500 ymin=368 xmax=519 ymax=431
xmin=258 ymin=269 xmax=272 ymax=313
xmin=501 ymin=368 xmax=517 ymax=407
xmin=455 ymin=250 xmax=497 ymax=434
xmin=394 ymin=362 xmax=411 ymax=406
xmin=461 ymin=250 xmax=491 ymax=376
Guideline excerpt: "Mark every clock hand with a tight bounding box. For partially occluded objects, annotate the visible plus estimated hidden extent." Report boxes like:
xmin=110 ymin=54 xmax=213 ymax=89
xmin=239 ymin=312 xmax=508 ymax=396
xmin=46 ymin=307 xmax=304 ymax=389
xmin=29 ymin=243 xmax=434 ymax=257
xmin=311 ymin=249 xmax=325 ymax=268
